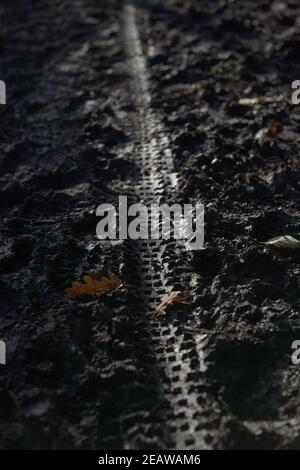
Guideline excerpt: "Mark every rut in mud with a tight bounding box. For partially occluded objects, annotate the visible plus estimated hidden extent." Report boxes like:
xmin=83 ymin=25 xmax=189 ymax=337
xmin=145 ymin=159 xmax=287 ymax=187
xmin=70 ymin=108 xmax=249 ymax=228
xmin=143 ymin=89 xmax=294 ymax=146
xmin=121 ymin=1 xmax=212 ymax=449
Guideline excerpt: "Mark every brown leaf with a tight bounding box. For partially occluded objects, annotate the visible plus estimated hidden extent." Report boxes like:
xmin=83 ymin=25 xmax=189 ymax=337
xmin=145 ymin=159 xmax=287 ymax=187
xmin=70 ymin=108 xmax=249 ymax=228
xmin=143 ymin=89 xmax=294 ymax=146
xmin=64 ymin=270 xmax=121 ymax=300
xmin=267 ymin=119 xmax=281 ymax=137
xmin=155 ymin=291 xmax=190 ymax=314
xmin=262 ymin=235 xmax=300 ymax=250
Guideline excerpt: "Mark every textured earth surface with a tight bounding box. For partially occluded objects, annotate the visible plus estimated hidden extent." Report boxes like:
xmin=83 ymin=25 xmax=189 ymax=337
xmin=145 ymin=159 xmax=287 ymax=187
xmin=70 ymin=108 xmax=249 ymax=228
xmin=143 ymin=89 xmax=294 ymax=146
xmin=0 ymin=0 xmax=300 ymax=449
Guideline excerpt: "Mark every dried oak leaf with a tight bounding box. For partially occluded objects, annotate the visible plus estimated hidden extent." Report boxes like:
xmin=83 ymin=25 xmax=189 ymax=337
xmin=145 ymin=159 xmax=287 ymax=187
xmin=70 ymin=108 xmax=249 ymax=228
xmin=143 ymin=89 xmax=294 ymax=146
xmin=267 ymin=119 xmax=282 ymax=137
xmin=155 ymin=291 xmax=190 ymax=314
xmin=64 ymin=269 xmax=121 ymax=300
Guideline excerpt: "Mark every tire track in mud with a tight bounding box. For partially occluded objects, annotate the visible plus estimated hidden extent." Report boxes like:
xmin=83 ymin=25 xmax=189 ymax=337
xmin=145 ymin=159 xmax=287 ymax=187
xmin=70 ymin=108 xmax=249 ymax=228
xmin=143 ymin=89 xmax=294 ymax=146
xmin=122 ymin=1 xmax=212 ymax=450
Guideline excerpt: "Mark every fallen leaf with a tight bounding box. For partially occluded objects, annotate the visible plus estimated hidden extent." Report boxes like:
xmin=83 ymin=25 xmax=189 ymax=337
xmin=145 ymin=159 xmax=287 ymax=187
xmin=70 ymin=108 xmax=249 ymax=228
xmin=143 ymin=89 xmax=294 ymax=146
xmin=64 ymin=270 xmax=121 ymax=300
xmin=267 ymin=119 xmax=281 ymax=137
xmin=262 ymin=235 xmax=300 ymax=250
xmin=238 ymin=96 xmax=266 ymax=106
xmin=155 ymin=291 xmax=190 ymax=314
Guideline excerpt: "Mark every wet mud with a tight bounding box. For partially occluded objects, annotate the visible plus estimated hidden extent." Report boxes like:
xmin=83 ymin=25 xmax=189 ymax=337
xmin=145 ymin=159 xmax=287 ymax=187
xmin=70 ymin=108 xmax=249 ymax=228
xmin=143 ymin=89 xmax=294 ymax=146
xmin=0 ymin=0 xmax=300 ymax=449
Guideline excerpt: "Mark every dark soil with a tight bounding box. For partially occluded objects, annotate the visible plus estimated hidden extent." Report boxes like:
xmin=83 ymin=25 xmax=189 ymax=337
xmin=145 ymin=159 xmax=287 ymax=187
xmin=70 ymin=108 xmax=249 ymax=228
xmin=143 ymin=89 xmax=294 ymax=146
xmin=0 ymin=0 xmax=300 ymax=450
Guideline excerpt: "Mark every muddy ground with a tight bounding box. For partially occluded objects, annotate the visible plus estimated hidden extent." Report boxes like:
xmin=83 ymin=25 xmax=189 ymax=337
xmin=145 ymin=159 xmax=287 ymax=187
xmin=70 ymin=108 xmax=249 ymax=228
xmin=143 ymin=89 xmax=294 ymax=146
xmin=0 ymin=0 xmax=300 ymax=450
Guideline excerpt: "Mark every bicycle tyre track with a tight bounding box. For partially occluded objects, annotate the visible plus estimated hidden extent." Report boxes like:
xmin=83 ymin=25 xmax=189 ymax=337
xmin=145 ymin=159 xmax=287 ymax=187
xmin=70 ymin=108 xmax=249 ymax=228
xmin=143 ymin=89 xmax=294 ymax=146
xmin=121 ymin=0 xmax=218 ymax=450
